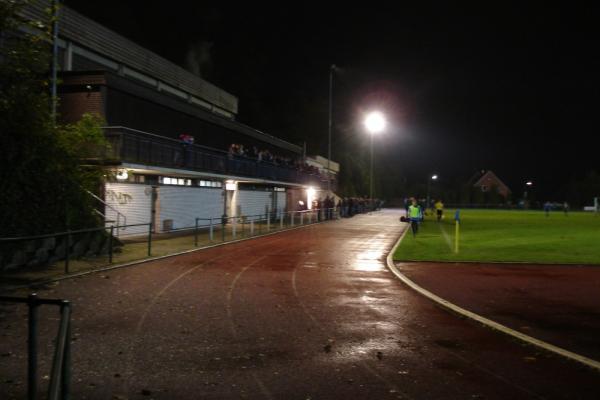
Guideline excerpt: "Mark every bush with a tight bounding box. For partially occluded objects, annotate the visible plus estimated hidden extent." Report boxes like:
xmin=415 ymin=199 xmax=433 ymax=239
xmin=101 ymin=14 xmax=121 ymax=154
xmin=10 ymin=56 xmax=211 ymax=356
xmin=0 ymin=3 xmax=107 ymax=236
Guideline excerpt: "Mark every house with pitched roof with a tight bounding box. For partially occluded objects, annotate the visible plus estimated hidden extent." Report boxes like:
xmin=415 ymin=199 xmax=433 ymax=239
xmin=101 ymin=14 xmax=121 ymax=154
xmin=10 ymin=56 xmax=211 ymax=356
xmin=471 ymin=170 xmax=511 ymax=199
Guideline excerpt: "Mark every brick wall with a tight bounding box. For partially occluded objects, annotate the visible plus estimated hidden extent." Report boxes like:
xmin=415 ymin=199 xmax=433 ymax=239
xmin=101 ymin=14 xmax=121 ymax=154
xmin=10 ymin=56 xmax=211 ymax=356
xmin=59 ymin=90 xmax=104 ymax=124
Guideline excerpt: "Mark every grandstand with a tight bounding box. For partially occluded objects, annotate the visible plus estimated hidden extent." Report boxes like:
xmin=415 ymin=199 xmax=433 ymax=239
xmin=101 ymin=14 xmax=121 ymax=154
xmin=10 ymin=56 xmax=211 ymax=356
xmin=20 ymin=0 xmax=337 ymax=234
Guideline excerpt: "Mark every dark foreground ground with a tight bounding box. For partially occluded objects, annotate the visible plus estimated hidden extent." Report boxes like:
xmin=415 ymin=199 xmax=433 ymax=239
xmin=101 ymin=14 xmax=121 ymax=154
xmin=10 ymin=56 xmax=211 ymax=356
xmin=1 ymin=209 xmax=599 ymax=399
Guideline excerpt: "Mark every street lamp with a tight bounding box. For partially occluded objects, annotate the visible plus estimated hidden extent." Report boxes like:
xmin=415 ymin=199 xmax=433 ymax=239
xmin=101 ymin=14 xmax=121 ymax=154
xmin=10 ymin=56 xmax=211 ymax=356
xmin=523 ymin=181 xmax=533 ymax=208
xmin=426 ymin=174 xmax=438 ymax=210
xmin=364 ymin=111 xmax=386 ymax=210
xmin=524 ymin=181 xmax=533 ymax=198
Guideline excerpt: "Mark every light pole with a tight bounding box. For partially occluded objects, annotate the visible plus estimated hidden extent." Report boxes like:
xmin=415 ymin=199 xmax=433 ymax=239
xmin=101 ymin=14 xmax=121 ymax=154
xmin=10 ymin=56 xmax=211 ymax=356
xmin=51 ymin=0 xmax=60 ymax=123
xmin=524 ymin=181 xmax=533 ymax=208
xmin=364 ymin=111 xmax=386 ymax=210
xmin=426 ymin=174 xmax=438 ymax=210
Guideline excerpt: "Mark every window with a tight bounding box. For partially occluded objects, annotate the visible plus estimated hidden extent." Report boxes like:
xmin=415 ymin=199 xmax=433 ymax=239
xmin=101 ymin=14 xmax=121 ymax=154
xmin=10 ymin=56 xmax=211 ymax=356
xmin=161 ymin=176 xmax=192 ymax=186
xmin=199 ymin=180 xmax=222 ymax=188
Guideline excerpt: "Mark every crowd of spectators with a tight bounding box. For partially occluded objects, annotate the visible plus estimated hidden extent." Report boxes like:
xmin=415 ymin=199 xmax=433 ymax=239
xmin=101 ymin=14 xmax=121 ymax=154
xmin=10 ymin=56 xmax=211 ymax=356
xmin=338 ymin=197 xmax=382 ymax=217
xmin=302 ymin=196 xmax=382 ymax=218
xmin=228 ymin=143 xmax=324 ymax=178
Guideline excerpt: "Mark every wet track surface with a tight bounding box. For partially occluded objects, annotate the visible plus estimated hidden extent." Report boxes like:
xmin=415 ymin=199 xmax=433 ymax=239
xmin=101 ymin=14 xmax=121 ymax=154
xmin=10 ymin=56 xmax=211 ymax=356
xmin=398 ymin=262 xmax=600 ymax=362
xmin=1 ymin=209 xmax=599 ymax=399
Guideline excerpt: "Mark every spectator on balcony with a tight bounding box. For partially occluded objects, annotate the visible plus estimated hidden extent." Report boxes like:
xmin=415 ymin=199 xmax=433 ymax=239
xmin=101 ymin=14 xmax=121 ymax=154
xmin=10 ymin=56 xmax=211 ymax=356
xmin=179 ymin=133 xmax=194 ymax=144
xmin=178 ymin=133 xmax=194 ymax=166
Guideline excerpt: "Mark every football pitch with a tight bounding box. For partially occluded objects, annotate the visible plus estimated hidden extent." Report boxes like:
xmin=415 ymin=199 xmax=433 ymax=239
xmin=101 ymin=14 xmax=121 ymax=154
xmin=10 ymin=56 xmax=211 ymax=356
xmin=393 ymin=209 xmax=600 ymax=264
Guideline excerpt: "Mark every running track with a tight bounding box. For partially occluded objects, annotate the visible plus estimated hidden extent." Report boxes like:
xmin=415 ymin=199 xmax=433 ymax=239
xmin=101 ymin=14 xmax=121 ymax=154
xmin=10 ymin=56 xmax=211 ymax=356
xmin=1 ymin=209 xmax=598 ymax=399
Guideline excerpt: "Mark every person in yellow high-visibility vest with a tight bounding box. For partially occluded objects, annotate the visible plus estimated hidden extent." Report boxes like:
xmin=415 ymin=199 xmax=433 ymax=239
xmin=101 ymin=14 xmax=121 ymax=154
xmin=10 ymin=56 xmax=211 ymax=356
xmin=408 ymin=198 xmax=421 ymax=237
xmin=434 ymin=199 xmax=444 ymax=222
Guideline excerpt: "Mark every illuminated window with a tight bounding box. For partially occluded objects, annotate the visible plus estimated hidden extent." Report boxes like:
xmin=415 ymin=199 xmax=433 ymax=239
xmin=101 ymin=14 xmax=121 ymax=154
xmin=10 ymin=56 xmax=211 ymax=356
xmin=161 ymin=176 xmax=192 ymax=186
xmin=198 ymin=180 xmax=222 ymax=188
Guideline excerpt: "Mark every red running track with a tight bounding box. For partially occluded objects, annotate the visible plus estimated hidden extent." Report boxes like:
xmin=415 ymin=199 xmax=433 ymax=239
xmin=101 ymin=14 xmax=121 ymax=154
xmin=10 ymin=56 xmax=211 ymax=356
xmin=1 ymin=209 xmax=599 ymax=399
xmin=397 ymin=261 xmax=600 ymax=362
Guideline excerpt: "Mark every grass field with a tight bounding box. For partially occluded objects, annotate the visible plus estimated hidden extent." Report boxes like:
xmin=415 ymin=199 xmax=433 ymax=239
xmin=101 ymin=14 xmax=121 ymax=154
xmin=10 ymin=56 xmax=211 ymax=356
xmin=393 ymin=209 xmax=600 ymax=264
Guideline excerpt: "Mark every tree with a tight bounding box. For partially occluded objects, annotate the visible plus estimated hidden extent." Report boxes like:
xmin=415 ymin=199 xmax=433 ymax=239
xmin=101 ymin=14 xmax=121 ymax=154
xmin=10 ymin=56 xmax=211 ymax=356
xmin=0 ymin=2 xmax=107 ymax=236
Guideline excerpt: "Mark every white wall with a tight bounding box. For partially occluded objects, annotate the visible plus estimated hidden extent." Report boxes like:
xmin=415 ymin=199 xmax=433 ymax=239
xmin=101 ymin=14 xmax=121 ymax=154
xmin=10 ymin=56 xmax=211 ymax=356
xmin=275 ymin=191 xmax=286 ymax=217
xmin=159 ymin=186 xmax=222 ymax=231
xmin=105 ymin=183 xmax=152 ymax=236
xmin=105 ymin=184 xmax=289 ymax=235
xmin=235 ymin=190 xmax=272 ymax=221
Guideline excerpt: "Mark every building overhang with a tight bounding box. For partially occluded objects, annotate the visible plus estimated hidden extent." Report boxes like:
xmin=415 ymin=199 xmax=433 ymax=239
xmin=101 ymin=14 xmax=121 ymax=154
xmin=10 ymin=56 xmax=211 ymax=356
xmin=117 ymin=163 xmax=317 ymax=189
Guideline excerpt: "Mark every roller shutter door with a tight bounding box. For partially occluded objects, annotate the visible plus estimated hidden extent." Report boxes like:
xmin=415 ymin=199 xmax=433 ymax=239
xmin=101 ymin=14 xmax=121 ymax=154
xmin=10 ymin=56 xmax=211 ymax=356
xmin=159 ymin=186 xmax=222 ymax=230
xmin=105 ymin=183 xmax=152 ymax=236
xmin=236 ymin=190 xmax=271 ymax=220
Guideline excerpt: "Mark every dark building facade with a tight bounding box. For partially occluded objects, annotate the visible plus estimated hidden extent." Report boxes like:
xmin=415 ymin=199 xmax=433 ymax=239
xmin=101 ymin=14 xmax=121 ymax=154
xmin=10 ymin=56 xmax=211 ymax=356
xmin=17 ymin=0 xmax=335 ymax=234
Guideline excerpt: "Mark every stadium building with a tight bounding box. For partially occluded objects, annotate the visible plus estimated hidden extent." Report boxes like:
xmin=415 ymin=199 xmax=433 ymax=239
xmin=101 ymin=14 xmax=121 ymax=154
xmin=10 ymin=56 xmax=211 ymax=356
xmin=20 ymin=1 xmax=337 ymax=235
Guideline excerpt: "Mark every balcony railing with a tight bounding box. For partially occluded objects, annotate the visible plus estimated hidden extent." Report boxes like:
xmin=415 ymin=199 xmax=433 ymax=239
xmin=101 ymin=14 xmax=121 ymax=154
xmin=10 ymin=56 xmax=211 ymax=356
xmin=102 ymin=127 xmax=333 ymax=187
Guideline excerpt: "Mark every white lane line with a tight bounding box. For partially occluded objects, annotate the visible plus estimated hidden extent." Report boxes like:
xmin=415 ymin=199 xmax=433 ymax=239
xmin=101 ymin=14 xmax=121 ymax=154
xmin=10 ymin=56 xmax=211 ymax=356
xmin=386 ymin=226 xmax=600 ymax=372
xmin=3 ymin=219 xmax=330 ymax=293
xmin=226 ymin=255 xmax=274 ymax=400
xmin=437 ymin=222 xmax=453 ymax=251
xmin=125 ymin=237 xmax=286 ymax=397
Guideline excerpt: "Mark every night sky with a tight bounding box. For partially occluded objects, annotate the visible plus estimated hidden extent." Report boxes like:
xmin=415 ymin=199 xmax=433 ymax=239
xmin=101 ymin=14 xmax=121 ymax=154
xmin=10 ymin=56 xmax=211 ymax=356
xmin=65 ymin=2 xmax=599 ymax=200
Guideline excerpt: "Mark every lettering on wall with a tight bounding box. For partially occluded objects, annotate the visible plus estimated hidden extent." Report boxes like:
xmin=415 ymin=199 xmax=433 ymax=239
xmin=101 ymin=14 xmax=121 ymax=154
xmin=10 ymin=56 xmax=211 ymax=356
xmin=106 ymin=190 xmax=133 ymax=205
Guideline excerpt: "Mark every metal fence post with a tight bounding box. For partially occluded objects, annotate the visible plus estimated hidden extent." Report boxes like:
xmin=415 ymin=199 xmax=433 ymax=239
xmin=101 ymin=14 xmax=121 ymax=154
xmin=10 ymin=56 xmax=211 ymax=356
xmin=48 ymin=301 xmax=71 ymax=400
xmin=267 ymin=213 xmax=270 ymax=231
xmin=147 ymin=222 xmax=152 ymax=257
xmin=280 ymin=212 xmax=284 ymax=229
xmin=61 ymin=302 xmax=71 ymax=400
xmin=28 ymin=293 xmax=38 ymax=400
xmin=222 ymin=218 xmax=226 ymax=242
xmin=250 ymin=220 xmax=254 ymax=236
xmin=108 ymin=226 xmax=114 ymax=264
xmin=291 ymin=212 xmax=294 ymax=227
xmin=232 ymin=217 xmax=237 ymax=239
xmin=64 ymin=231 xmax=70 ymax=275
xmin=209 ymin=218 xmax=214 ymax=241
xmin=300 ymin=212 xmax=304 ymax=225
xmin=194 ymin=218 xmax=199 ymax=247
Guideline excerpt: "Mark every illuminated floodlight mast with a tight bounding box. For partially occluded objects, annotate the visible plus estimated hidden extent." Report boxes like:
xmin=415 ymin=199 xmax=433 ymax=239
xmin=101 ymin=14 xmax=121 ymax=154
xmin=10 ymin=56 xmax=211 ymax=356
xmin=364 ymin=111 xmax=387 ymax=210
xmin=524 ymin=181 xmax=533 ymax=200
xmin=426 ymin=174 xmax=438 ymax=208
xmin=364 ymin=111 xmax=386 ymax=134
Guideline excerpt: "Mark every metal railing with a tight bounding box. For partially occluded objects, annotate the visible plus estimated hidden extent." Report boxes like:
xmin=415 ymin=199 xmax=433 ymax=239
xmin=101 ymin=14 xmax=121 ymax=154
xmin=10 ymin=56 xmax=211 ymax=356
xmin=102 ymin=126 xmax=335 ymax=187
xmin=0 ymin=223 xmax=152 ymax=274
xmin=86 ymin=190 xmax=127 ymax=233
xmin=192 ymin=208 xmax=339 ymax=245
xmin=1 ymin=210 xmax=340 ymax=283
xmin=0 ymin=294 xmax=72 ymax=400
